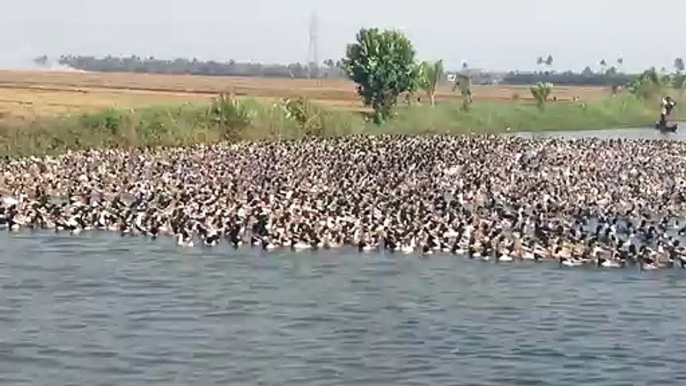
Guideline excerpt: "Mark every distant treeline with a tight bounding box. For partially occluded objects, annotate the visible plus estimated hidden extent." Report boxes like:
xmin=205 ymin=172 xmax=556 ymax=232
xmin=43 ymin=55 xmax=638 ymax=86
xmin=50 ymin=55 xmax=347 ymax=79
xmin=501 ymin=70 xmax=636 ymax=86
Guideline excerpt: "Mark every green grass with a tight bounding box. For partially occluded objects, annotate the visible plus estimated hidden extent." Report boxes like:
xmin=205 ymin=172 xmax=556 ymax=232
xmin=378 ymin=96 xmax=667 ymax=134
xmin=0 ymin=95 xmax=677 ymax=158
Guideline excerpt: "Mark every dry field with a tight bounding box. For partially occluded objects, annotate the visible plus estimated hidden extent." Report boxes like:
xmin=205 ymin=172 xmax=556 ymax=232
xmin=0 ymin=70 xmax=610 ymax=119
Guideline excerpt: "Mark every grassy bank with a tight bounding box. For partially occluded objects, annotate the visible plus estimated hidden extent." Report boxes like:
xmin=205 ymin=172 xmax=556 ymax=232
xmin=0 ymin=95 xmax=676 ymax=157
xmin=382 ymin=96 xmax=668 ymax=134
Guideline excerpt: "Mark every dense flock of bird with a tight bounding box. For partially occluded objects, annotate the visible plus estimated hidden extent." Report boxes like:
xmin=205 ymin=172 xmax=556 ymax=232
xmin=2 ymin=134 xmax=686 ymax=270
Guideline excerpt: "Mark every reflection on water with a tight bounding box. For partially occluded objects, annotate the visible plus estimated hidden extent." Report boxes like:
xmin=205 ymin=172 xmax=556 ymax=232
xmin=1 ymin=232 xmax=686 ymax=385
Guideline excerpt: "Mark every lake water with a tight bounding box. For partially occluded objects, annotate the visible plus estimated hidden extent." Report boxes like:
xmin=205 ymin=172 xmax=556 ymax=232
xmin=2 ymin=232 xmax=686 ymax=385
xmin=515 ymin=125 xmax=686 ymax=140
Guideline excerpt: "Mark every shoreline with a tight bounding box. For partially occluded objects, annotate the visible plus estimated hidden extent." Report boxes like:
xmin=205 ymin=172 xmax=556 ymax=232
xmin=0 ymin=95 xmax=676 ymax=158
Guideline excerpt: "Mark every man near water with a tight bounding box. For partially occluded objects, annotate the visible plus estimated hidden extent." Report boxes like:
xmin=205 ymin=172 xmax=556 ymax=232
xmin=659 ymin=96 xmax=677 ymax=128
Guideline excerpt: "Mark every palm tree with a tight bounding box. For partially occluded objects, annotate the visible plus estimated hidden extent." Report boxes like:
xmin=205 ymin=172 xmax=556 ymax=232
xmin=545 ymin=55 xmax=553 ymax=73
xmin=418 ymin=60 xmax=445 ymax=106
xmin=419 ymin=60 xmax=445 ymax=106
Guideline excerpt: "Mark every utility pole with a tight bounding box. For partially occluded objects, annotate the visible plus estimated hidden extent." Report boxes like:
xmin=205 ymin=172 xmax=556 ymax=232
xmin=307 ymin=11 xmax=319 ymax=80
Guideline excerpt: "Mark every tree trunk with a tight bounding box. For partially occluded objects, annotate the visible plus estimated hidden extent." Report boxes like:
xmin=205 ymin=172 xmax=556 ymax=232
xmin=430 ymin=92 xmax=435 ymax=106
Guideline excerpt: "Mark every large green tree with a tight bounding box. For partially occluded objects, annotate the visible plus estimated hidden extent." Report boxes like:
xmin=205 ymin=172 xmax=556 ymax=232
xmin=343 ymin=28 xmax=419 ymax=123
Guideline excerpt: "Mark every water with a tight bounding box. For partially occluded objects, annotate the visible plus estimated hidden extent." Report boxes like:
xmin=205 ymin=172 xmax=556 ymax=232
xmin=4 ymin=126 xmax=686 ymax=385
xmin=515 ymin=125 xmax=686 ymax=140
xmin=2 ymin=232 xmax=686 ymax=385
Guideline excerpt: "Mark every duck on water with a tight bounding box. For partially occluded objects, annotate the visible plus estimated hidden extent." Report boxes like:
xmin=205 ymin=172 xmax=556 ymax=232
xmin=2 ymin=135 xmax=686 ymax=271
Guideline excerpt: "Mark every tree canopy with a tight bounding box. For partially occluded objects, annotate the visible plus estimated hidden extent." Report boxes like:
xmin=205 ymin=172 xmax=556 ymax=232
xmin=343 ymin=28 xmax=419 ymax=122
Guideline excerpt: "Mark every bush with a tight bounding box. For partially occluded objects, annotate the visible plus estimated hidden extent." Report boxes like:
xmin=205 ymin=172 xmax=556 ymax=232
xmin=282 ymin=97 xmax=325 ymax=137
xmin=207 ymin=93 xmax=254 ymax=141
xmin=529 ymin=82 xmax=553 ymax=110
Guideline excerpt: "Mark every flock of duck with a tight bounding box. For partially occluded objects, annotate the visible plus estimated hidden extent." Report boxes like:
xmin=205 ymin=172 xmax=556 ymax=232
xmin=2 ymin=135 xmax=686 ymax=270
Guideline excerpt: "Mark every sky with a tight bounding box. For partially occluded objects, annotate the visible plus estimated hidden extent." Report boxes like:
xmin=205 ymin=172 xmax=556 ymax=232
xmin=0 ymin=0 xmax=683 ymax=72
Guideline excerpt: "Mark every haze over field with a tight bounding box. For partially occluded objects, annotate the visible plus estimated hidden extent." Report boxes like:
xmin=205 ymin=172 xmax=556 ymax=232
xmin=1 ymin=0 xmax=684 ymax=72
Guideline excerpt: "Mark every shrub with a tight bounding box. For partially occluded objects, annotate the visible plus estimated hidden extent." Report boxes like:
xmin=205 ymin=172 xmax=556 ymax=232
xmin=207 ymin=93 xmax=254 ymax=141
xmin=282 ymin=97 xmax=324 ymax=137
xmin=529 ymin=82 xmax=553 ymax=110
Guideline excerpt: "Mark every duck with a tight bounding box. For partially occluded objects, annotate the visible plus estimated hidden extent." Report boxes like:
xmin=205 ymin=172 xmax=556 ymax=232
xmin=560 ymin=258 xmax=583 ymax=267
xmin=594 ymin=245 xmax=622 ymax=268
xmin=177 ymin=233 xmax=194 ymax=248
xmin=601 ymin=259 xmax=622 ymax=268
xmin=557 ymin=246 xmax=582 ymax=267
xmin=204 ymin=232 xmax=220 ymax=247
xmin=400 ymin=237 xmax=416 ymax=254
xmin=498 ymin=251 xmax=514 ymax=262
xmin=293 ymin=240 xmax=312 ymax=251
xmin=400 ymin=243 xmax=414 ymax=254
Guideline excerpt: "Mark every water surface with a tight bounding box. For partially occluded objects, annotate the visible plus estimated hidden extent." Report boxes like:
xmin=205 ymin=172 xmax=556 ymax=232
xmin=2 ymin=232 xmax=686 ymax=385
xmin=515 ymin=125 xmax=686 ymax=140
xmin=4 ymin=125 xmax=686 ymax=385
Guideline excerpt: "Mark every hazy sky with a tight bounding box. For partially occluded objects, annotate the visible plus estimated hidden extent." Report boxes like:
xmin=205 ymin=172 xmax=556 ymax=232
xmin=1 ymin=0 xmax=683 ymax=72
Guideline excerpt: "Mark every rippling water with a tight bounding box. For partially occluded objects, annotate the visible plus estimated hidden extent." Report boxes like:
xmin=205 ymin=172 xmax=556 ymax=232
xmin=2 ymin=232 xmax=686 ymax=385
xmin=516 ymin=126 xmax=686 ymax=140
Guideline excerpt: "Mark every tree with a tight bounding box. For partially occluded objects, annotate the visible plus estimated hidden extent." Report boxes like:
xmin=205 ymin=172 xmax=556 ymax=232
xmin=599 ymin=59 xmax=607 ymax=73
xmin=672 ymin=73 xmax=686 ymax=96
xmin=418 ymin=60 xmax=445 ymax=106
xmin=628 ymin=68 xmax=663 ymax=100
xmin=33 ymin=55 xmax=49 ymax=67
xmin=530 ymin=82 xmax=553 ymax=110
xmin=343 ymin=28 xmax=419 ymax=123
xmin=545 ymin=55 xmax=553 ymax=66
xmin=675 ymin=57 xmax=685 ymax=72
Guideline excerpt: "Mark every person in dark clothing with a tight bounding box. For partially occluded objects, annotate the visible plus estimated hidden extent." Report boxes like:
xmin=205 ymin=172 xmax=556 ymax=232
xmin=657 ymin=96 xmax=677 ymax=129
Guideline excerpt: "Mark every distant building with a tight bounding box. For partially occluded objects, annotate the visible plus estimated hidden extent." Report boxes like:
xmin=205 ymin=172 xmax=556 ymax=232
xmin=446 ymin=70 xmax=503 ymax=86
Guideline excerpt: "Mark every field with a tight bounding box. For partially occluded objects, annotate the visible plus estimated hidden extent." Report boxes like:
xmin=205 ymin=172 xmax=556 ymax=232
xmin=0 ymin=69 xmax=667 ymax=158
xmin=0 ymin=70 xmax=611 ymax=119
